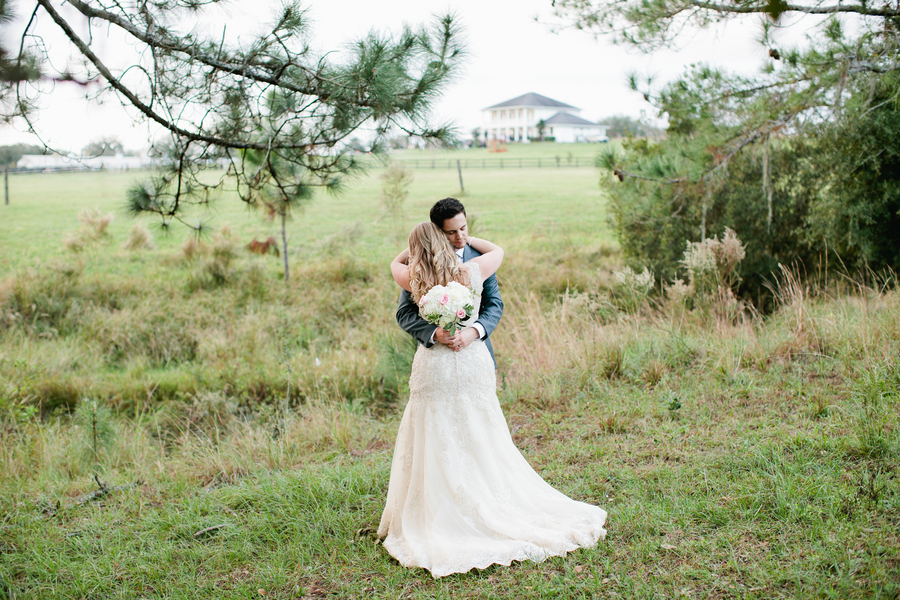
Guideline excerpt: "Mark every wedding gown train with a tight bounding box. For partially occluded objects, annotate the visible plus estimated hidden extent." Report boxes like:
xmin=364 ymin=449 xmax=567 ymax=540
xmin=378 ymin=262 xmax=607 ymax=578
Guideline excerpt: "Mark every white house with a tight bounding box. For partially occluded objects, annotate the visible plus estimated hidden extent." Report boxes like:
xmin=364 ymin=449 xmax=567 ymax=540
xmin=481 ymin=92 xmax=608 ymax=143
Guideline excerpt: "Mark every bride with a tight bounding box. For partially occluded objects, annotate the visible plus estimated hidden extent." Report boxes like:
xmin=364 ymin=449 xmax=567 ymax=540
xmin=378 ymin=222 xmax=607 ymax=578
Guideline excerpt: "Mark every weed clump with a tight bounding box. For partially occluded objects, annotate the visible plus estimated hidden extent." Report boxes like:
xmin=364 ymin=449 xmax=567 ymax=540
xmin=612 ymin=265 xmax=654 ymax=314
xmin=185 ymin=226 xmax=240 ymax=289
xmin=64 ymin=208 xmax=115 ymax=252
xmin=850 ymin=363 xmax=900 ymax=458
xmin=181 ymin=236 xmax=206 ymax=261
xmin=123 ymin=223 xmax=155 ymax=251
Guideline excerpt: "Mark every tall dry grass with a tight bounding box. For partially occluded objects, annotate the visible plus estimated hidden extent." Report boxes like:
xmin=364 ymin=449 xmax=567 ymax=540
xmin=3 ymin=216 xmax=899 ymax=514
xmin=6 ymin=266 xmax=896 ymax=498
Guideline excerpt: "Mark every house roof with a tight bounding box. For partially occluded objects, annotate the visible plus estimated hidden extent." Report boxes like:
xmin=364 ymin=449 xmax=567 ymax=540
xmin=486 ymin=92 xmax=577 ymax=110
xmin=543 ymin=112 xmax=600 ymax=127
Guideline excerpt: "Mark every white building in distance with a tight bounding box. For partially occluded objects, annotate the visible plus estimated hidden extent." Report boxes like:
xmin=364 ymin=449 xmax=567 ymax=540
xmin=481 ymin=92 xmax=608 ymax=143
xmin=16 ymin=154 xmax=154 ymax=171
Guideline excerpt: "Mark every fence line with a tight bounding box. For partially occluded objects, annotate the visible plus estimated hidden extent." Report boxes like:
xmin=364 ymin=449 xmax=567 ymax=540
xmin=9 ymin=166 xmax=158 ymax=176
xmin=8 ymin=157 xmax=596 ymax=175
xmin=362 ymin=156 xmax=596 ymax=169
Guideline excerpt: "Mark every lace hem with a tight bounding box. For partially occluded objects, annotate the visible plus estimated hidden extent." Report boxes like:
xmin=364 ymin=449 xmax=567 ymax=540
xmin=382 ymin=522 xmax=607 ymax=578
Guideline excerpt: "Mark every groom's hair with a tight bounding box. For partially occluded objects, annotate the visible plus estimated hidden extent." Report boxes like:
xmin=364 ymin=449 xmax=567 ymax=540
xmin=430 ymin=198 xmax=466 ymax=229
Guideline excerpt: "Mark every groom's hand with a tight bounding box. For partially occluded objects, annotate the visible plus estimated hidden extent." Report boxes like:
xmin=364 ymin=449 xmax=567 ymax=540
xmin=434 ymin=327 xmax=456 ymax=347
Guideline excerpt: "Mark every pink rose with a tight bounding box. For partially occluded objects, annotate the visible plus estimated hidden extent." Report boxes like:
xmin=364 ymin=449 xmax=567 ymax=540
xmin=456 ymin=308 xmax=466 ymax=318
xmin=439 ymin=294 xmax=450 ymax=306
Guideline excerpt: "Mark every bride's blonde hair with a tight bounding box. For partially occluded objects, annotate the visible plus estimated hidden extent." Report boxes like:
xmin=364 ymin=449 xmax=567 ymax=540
xmin=408 ymin=222 xmax=463 ymax=303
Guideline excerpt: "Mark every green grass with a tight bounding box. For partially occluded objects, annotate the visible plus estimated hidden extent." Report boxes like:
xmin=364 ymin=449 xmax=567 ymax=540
xmin=1 ymin=165 xmax=899 ymax=598
xmin=1 ymin=163 xmax=609 ymax=271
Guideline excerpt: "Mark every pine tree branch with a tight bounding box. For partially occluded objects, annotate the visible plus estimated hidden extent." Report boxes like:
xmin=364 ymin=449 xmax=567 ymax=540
xmin=64 ymin=0 xmax=333 ymax=99
xmin=690 ymin=0 xmax=900 ymax=17
xmin=35 ymin=0 xmax=346 ymax=151
xmin=63 ymin=0 xmax=423 ymax=108
xmin=848 ymin=60 xmax=900 ymax=74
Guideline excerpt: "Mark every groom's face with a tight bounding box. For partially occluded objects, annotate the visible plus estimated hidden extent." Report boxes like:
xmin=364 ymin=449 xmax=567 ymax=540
xmin=440 ymin=212 xmax=468 ymax=250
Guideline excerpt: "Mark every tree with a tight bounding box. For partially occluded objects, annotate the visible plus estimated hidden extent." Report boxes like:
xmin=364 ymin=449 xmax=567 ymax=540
xmin=551 ymin=0 xmax=900 ymax=50
xmin=553 ymin=0 xmax=900 ymax=174
xmin=380 ymin=162 xmax=414 ymax=246
xmin=536 ymin=119 xmax=547 ymax=141
xmin=0 ymin=1 xmax=41 ymax=87
xmin=0 ymin=142 xmax=44 ymax=165
xmin=1 ymin=0 xmax=464 ymax=273
xmin=554 ymin=0 xmax=900 ymax=298
xmin=470 ymin=127 xmax=482 ymax=147
xmin=600 ymin=114 xmax=661 ymax=139
xmin=552 ymin=0 xmax=900 ymax=169
xmin=82 ymin=137 xmax=124 ymax=158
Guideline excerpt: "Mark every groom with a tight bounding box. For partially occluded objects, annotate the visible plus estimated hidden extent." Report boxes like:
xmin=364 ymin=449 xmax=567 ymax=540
xmin=396 ymin=197 xmax=504 ymax=368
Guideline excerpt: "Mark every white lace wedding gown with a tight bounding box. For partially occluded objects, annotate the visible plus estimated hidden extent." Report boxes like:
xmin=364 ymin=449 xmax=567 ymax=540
xmin=378 ymin=262 xmax=607 ymax=578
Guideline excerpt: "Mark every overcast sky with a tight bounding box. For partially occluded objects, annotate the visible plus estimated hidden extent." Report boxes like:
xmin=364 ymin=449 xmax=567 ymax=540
xmin=0 ymin=0 xmax=818 ymax=153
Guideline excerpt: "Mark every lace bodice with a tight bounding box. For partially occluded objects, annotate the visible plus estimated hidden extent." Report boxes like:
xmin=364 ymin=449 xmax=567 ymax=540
xmin=459 ymin=260 xmax=483 ymax=326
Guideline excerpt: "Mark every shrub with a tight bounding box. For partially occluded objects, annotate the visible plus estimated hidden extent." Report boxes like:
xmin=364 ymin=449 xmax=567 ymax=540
xmin=680 ymin=227 xmax=745 ymax=297
xmin=186 ymin=226 xmax=239 ymax=289
xmin=611 ymin=265 xmax=654 ymax=313
xmin=601 ymin=85 xmax=900 ymax=310
xmin=181 ymin=236 xmax=206 ymax=261
xmin=63 ymin=208 xmax=115 ymax=253
xmin=123 ymin=223 xmax=155 ymax=251
xmin=78 ymin=208 xmax=114 ymax=238
xmin=804 ymin=88 xmax=900 ymax=272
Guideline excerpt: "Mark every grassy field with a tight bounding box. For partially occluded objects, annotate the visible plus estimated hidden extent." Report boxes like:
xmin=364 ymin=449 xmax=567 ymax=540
xmin=1 ymin=153 xmax=609 ymax=270
xmin=1 ymin=154 xmax=899 ymax=599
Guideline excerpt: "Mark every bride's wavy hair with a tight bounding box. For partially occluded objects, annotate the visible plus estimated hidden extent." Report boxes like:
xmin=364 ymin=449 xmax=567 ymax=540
xmin=408 ymin=222 xmax=462 ymax=303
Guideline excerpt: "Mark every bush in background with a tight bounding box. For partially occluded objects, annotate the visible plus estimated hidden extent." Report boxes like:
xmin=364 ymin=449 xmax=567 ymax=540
xmin=601 ymin=80 xmax=900 ymax=310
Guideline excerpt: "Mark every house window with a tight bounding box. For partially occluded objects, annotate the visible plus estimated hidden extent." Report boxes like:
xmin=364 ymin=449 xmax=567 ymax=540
xmin=518 ymin=109 xmax=523 ymax=118
xmin=528 ymin=109 xmax=533 ymax=120
xmin=492 ymin=111 xmax=497 ymax=121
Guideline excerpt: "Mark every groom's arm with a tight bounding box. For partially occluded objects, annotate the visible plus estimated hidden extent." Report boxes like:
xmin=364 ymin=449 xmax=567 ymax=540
xmin=396 ymin=289 xmax=438 ymax=348
xmin=474 ymin=272 xmax=503 ymax=339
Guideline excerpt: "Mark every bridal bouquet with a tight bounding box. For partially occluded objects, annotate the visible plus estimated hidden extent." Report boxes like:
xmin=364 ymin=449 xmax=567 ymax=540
xmin=418 ymin=281 xmax=476 ymax=336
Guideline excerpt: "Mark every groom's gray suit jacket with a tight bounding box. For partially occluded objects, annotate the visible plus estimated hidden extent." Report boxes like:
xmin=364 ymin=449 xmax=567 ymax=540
xmin=396 ymin=244 xmax=503 ymax=368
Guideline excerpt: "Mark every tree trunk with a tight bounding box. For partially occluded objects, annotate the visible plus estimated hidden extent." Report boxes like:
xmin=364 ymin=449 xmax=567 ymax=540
xmin=762 ymin=136 xmax=773 ymax=235
xmin=4 ymin=166 xmax=8 ymax=206
xmin=281 ymin=210 xmax=290 ymax=283
xmin=701 ymin=191 xmax=709 ymax=241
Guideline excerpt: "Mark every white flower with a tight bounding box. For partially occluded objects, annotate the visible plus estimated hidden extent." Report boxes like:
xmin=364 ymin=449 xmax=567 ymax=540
xmin=420 ymin=281 xmax=476 ymax=335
